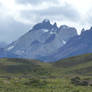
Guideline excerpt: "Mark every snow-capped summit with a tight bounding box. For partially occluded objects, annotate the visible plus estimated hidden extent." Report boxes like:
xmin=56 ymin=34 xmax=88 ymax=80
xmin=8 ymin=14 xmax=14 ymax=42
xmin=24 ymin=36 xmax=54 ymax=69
xmin=5 ymin=19 xmax=77 ymax=62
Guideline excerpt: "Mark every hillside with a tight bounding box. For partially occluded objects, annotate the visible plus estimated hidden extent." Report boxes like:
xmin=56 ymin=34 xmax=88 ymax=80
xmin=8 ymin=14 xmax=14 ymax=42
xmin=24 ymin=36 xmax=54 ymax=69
xmin=1 ymin=53 xmax=92 ymax=77
xmin=0 ymin=58 xmax=52 ymax=78
xmin=54 ymin=53 xmax=92 ymax=76
xmin=0 ymin=54 xmax=92 ymax=92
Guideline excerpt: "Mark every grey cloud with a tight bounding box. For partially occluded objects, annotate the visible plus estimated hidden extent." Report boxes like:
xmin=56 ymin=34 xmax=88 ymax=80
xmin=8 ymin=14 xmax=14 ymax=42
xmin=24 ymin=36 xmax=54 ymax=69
xmin=16 ymin=0 xmax=58 ymax=5
xmin=20 ymin=3 xmax=80 ymax=22
xmin=0 ymin=18 xmax=31 ymax=43
xmin=81 ymin=9 xmax=92 ymax=28
xmin=86 ymin=11 xmax=92 ymax=25
xmin=0 ymin=0 xmax=81 ymax=43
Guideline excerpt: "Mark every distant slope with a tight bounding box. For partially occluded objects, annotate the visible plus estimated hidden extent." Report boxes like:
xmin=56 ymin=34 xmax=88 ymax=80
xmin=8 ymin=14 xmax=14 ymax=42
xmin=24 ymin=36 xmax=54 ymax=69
xmin=54 ymin=53 xmax=92 ymax=76
xmin=0 ymin=53 xmax=92 ymax=77
xmin=0 ymin=58 xmax=51 ymax=77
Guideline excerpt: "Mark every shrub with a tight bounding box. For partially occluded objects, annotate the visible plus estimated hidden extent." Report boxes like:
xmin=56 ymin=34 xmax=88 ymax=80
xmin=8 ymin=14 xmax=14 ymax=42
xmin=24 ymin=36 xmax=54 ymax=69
xmin=24 ymin=78 xmax=47 ymax=88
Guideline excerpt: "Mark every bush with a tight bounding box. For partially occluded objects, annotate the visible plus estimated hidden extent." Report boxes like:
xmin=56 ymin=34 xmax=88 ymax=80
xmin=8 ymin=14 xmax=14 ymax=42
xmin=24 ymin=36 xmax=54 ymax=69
xmin=71 ymin=76 xmax=88 ymax=86
xmin=24 ymin=78 xmax=47 ymax=88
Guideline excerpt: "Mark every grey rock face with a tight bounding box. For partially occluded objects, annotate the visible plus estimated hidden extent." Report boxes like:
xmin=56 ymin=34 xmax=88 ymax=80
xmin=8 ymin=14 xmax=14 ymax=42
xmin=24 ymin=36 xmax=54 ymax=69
xmin=5 ymin=19 xmax=77 ymax=61
xmin=43 ymin=27 xmax=92 ymax=62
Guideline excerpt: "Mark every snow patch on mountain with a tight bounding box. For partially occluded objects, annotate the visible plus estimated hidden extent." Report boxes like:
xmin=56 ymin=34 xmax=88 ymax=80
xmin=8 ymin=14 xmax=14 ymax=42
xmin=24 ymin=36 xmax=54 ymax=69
xmin=62 ymin=40 xmax=66 ymax=44
xmin=43 ymin=29 xmax=49 ymax=32
xmin=15 ymin=50 xmax=24 ymax=55
xmin=7 ymin=46 xmax=14 ymax=51
xmin=50 ymin=31 xmax=56 ymax=34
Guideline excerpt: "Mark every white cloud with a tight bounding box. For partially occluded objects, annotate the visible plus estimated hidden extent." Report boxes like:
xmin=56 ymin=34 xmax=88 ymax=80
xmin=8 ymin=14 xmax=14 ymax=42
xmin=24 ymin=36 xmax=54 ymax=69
xmin=0 ymin=0 xmax=92 ymax=42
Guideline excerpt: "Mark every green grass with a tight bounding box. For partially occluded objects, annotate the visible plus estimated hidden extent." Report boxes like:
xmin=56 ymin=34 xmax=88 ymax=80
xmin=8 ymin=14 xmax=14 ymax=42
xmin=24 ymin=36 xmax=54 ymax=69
xmin=0 ymin=77 xmax=92 ymax=92
xmin=0 ymin=53 xmax=92 ymax=91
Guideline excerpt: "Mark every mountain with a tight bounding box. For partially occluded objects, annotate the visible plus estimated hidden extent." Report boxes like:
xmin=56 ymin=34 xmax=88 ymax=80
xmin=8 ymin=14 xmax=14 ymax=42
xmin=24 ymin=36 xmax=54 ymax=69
xmin=5 ymin=19 xmax=77 ymax=61
xmin=0 ymin=42 xmax=19 ymax=58
xmin=42 ymin=27 xmax=92 ymax=61
xmin=0 ymin=48 xmax=19 ymax=58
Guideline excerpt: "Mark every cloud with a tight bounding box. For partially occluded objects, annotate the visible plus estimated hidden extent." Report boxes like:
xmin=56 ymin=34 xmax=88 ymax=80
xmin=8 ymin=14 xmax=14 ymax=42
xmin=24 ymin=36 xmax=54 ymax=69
xmin=0 ymin=17 xmax=31 ymax=43
xmin=36 ymin=4 xmax=80 ymax=21
xmin=0 ymin=0 xmax=81 ymax=42
xmin=17 ymin=2 xmax=80 ymax=28
xmin=0 ymin=0 xmax=80 ymax=24
xmin=16 ymin=0 xmax=58 ymax=5
xmin=0 ymin=0 xmax=92 ymax=42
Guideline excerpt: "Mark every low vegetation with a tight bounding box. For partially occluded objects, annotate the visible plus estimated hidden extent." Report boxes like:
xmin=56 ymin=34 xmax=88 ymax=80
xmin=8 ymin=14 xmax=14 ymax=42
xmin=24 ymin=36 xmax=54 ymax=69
xmin=0 ymin=53 xmax=92 ymax=92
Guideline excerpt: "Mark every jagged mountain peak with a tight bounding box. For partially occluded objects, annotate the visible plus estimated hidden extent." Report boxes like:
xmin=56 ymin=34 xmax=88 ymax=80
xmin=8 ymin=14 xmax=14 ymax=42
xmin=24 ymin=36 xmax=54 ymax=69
xmin=90 ymin=27 xmax=92 ymax=30
xmin=42 ymin=19 xmax=50 ymax=23
xmin=81 ymin=28 xmax=85 ymax=32
xmin=59 ymin=25 xmax=69 ymax=29
xmin=53 ymin=22 xmax=58 ymax=28
xmin=81 ymin=27 xmax=92 ymax=37
xmin=53 ymin=22 xmax=57 ymax=27
xmin=59 ymin=25 xmax=76 ymax=30
xmin=32 ymin=19 xmax=52 ymax=30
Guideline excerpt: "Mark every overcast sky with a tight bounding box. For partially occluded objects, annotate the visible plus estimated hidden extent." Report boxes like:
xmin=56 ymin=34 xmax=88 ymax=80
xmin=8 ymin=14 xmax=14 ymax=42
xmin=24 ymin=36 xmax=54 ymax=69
xmin=0 ymin=0 xmax=92 ymax=43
